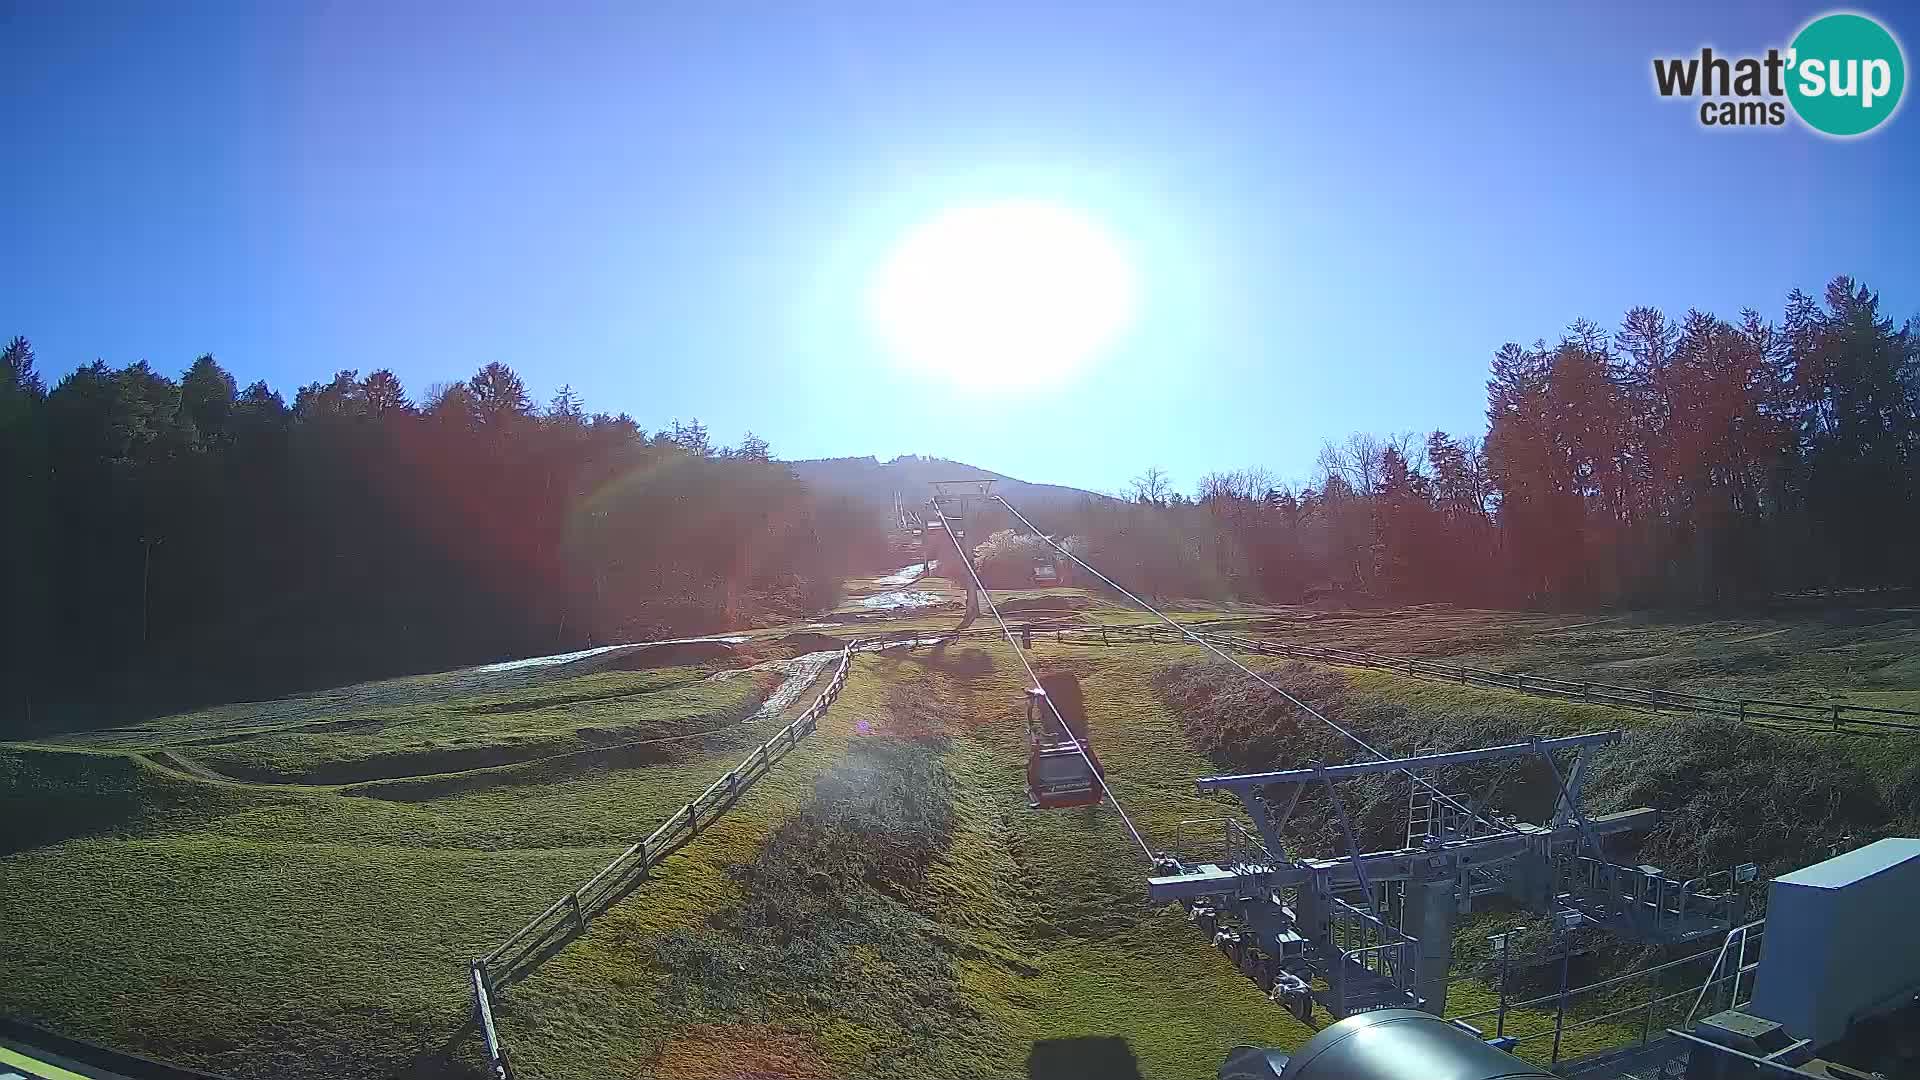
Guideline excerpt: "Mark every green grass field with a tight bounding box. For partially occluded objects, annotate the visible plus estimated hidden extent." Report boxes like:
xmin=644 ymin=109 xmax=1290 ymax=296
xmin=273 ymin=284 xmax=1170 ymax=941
xmin=1250 ymin=605 xmax=1920 ymax=708
xmin=2 ymin=592 xmax=1916 ymax=1078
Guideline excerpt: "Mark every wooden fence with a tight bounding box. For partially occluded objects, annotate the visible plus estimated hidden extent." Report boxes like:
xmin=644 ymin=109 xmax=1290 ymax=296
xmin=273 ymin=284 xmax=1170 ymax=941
xmin=1042 ymin=623 xmax=1920 ymax=734
xmin=467 ymin=637 xmax=895 ymax=1079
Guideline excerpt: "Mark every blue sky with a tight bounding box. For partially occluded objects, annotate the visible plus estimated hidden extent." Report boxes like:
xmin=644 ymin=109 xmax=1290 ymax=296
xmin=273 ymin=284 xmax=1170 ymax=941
xmin=3 ymin=1 xmax=1915 ymax=495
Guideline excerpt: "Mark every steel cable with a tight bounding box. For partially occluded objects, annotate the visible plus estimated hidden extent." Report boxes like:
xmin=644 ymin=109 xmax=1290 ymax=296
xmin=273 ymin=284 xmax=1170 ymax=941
xmin=931 ymin=504 xmax=1159 ymax=865
xmin=993 ymin=494 xmax=1517 ymax=839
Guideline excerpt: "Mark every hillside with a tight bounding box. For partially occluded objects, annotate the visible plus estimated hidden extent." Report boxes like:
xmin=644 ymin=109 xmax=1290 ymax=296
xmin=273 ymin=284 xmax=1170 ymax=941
xmin=786 ymin=455 xmax=1110 ymax=512
xmin=3 ymin=586 xmax=1917 ymax=1079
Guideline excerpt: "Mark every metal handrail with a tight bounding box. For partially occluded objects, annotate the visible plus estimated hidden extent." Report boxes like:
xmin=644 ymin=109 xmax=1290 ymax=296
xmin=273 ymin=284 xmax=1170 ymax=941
xmin=1447 ymin=940 xmax=1727 ymax=1023
xmin=1430 ymin=920 xmax=1765 ymax=1068
xmin=1328 ymin=895 xmax=1406 ymax=941
xmin=1342 ymin=938 xmax=1414 ymax=979
xmin=1477 ymin=968 xmax=1752 ymax=1066
xmin=1507 ymin=983 xmax=1697 ymax=1044
xmin=1688 ymin=919 xmax=1765 ymax=1025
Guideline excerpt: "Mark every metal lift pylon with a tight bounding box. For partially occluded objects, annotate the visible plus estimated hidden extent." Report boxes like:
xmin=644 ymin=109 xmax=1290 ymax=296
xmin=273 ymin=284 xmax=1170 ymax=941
xmin=926 ymin=479 xmax=993 ymax=633
xmin=1151 ymin=731 xmax=1753 ymax=1022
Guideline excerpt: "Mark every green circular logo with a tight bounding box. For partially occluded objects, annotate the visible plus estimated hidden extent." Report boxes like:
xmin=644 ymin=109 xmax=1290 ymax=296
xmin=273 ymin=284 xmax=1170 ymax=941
xmin=1787 ymin=13 xmax=1906 ymax=136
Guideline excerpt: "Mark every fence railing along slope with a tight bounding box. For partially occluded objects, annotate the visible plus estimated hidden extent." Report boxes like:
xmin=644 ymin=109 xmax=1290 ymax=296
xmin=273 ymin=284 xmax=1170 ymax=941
xmin=1033 ymin=622 xmax=1920 ymax=734
xmin=467 ymin=636 xmax=900 ymax=1080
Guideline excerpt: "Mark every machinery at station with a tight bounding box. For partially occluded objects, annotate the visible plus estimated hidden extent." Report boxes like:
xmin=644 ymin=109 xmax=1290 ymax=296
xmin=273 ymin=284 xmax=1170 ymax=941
xmin=1221 ymin=1009 xmax=1557 ymax=1080
xmin=1209 ymin=839 xmax=1920 ymax=1080
xmin=1149 ymin=732 xmax=1755 ymax=1020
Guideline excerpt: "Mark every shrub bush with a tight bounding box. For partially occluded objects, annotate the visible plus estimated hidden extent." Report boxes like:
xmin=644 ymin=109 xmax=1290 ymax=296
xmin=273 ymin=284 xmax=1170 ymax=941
xmin=1586 ymin=717 xmax=1890 ymax=877
xmin=969 ymin=529 xmax=1054 ymax=589
xmin=1888 ymin=761 xmax=1920 ymax=819
xmin=1150 ymin=659 xmax=1355 ymax=766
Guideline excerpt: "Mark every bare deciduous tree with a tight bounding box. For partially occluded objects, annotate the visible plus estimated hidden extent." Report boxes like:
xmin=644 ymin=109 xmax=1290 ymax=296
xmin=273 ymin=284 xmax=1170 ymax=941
xmin=1131 ymin=465 xmax=1172 ymax=506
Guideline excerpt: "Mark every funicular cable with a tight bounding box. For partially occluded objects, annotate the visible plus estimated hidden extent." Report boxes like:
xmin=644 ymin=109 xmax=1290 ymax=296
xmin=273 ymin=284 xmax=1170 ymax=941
xmin=993 ymin=494 xmax=1518 ymax=840
xmin=931 ymin=507 xmax=1158 ymax=866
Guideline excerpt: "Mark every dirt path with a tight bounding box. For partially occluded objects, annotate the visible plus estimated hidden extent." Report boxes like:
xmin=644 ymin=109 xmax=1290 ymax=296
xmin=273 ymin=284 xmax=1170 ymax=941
xmin=713 ymin=651 xmax=840 ymax=720
xmin=855 ymin=590 xmax=944 ymax=610
xmin=140 ymin=749 xmax=310 ymax=789
xmin=467 ymin=634 xmax=749 ymax=674
xmin=120 ymin=657 xmax=846 ymax=792
xmin=871 ymin=563 xmax=929 ymax=586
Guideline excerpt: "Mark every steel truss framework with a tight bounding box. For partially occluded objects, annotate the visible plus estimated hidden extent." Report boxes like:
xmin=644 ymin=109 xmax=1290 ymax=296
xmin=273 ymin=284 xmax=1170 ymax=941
xmin=1148 ymin=732 xmax=1750 ymax=1020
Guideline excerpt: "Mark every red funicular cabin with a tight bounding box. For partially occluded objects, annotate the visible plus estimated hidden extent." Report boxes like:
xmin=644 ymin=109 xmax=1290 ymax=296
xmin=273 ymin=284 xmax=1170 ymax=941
xmin=1025 ymin=671 xmax=1104 ymax=809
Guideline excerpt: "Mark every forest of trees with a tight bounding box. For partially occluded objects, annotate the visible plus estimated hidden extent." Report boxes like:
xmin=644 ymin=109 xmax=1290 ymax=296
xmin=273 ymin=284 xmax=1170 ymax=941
xmin=0 ymin=352 xmax=885 ymax=726
xmin=3 ymin=275 xmax=1914 ymax=724
xmin=1044 ymin=277 xmax=1918 ymax=608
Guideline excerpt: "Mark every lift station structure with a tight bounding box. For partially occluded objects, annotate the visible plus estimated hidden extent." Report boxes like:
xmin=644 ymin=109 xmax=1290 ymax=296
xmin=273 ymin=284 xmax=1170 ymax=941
xmin=923 ymin=479 xmax=996 ymax=627
xmin=1150 ymin=731 xmax=1755 ymax=1021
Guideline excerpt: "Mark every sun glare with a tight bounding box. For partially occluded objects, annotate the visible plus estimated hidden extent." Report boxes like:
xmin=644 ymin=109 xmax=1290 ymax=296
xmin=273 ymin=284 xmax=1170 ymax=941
xmin=868 ymin=201 xmax=1137 ymax=390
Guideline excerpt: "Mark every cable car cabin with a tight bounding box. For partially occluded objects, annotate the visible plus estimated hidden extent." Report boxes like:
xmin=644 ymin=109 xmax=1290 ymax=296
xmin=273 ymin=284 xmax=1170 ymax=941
xmin=1024 ymin=672 xmax=1104 ymax=809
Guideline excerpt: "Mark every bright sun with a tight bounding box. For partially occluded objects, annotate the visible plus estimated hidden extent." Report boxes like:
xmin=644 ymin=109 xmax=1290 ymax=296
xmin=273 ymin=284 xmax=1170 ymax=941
xmin=868 ymin=200 xmax=1137 ymax=390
